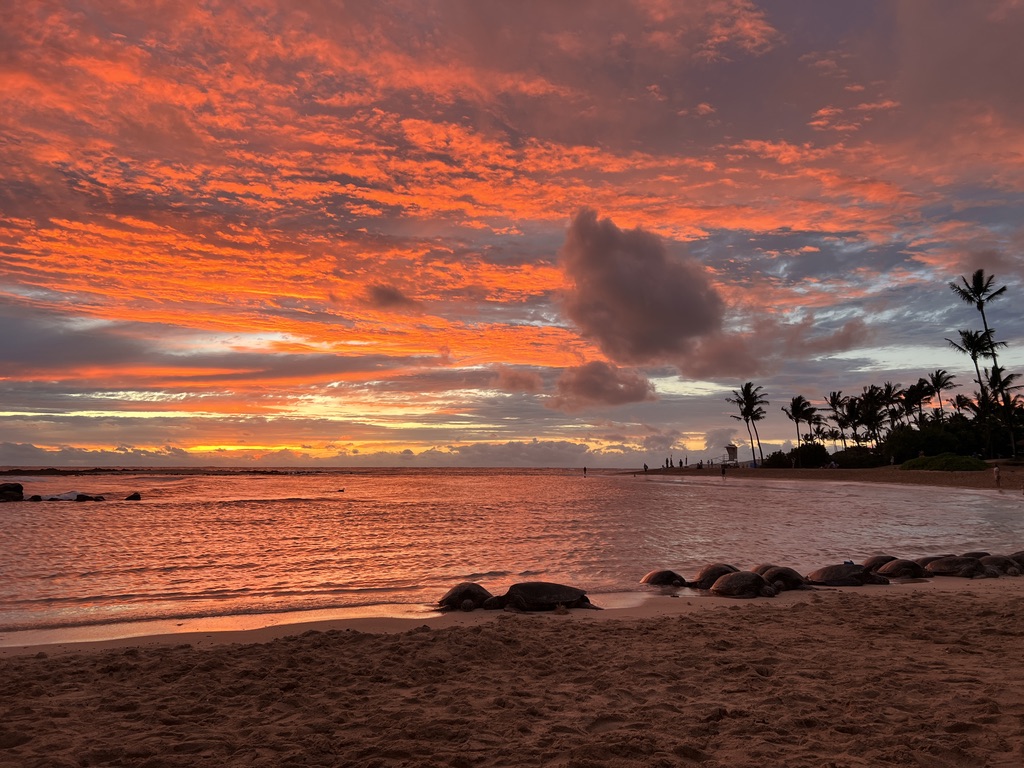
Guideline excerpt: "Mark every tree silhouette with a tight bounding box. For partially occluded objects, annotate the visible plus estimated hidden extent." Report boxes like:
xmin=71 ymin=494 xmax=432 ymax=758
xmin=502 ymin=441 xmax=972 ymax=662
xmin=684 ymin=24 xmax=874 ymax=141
xmin=950 ymin=269 xmax=1007 ymax=371
xmin=946 ymin=328 xmax=1003 ymax=400
xmin=824 ymin=391 xmax=850 ymax=449
xmin=781 ymin=395 xmax=816 ymax=466
xmin=726 ymin=382 xmax=768 ymax=466
xmin=926 ymin=369 xmax=958 ymax=422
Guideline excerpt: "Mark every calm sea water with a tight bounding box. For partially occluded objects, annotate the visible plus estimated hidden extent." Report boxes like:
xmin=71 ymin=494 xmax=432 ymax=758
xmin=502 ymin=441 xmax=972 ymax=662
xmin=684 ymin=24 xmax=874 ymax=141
xmin=2 ymin=468 xmax=1022 ymax=640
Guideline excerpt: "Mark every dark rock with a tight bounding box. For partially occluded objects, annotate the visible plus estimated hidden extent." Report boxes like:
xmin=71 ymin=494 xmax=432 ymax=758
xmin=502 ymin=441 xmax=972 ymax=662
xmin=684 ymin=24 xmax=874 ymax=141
xmin=0 ymin=482 xmax=24 ymax=502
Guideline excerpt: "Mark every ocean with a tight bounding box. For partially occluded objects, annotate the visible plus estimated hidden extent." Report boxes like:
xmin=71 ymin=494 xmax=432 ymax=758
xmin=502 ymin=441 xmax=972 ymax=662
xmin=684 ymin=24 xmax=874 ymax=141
xmin=2 ymin=468 xmax=1022 ymax=644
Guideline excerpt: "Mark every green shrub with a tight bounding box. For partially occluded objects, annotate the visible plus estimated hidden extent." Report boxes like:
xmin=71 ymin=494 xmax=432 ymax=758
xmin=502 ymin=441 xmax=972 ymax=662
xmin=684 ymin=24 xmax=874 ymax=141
xmin=761 ymin=450 xmax=792 ymax=469
xmin=760 ymin=443 xmax=831 ymax=469
xmin=899 ymin=453 xmax=988 ymax=471
xmin=831 ymin=447 xmax=888 ymax=468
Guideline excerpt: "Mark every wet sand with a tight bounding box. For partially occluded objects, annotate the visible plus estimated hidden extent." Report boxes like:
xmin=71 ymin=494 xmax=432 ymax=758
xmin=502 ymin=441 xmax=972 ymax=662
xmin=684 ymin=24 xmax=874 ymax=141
xmin=655 ymin=463 xmax=1023 ymax=492
xmin=2 ymin=577 xmax=1024 ymax=767
xmin=3 ymin=468 xmax=1022 ymax=766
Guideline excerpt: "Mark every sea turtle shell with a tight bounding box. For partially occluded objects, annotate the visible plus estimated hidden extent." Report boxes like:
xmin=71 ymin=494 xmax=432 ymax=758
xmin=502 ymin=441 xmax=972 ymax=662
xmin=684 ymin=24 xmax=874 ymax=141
xmin=805 ymin=564 xmax=889 ymax=586
xmin=979 ymin=555 xmax=1021 ymax=576
xmin=438 ymin=582 xmax=493 ymax=611
xmin=484 ymin=581 xmax=600 ymax=611
xmin=709 ymin=571 xmax=777 ymax=599
xmin=640 ymin=570 xmax=687 ymax=587
xmin=862 ymin=555 xmax=898 ymax=572
xmin=760 ymin=566 xmax=811 ymax=591
xmin=924 ymin=556 xmax=987 ymax=578
xmin=688 ymin=563 xmax=739 ymax=590
xmin=914 ymin=554 xmax=956 ymax=567
xmin=874 ymin=559 xmax=930 ymax=579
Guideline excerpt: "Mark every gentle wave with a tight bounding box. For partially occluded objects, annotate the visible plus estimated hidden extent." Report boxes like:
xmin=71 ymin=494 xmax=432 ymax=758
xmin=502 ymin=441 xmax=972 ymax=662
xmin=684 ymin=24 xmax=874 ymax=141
xmin=2 ymin=469 xmax=1023 ymax=634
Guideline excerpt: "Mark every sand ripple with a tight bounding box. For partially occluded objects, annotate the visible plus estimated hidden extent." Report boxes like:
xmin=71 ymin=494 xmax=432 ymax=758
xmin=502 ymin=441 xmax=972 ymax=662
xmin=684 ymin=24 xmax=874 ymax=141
xmin=2 ymin=586 xmax=1024 ymax=767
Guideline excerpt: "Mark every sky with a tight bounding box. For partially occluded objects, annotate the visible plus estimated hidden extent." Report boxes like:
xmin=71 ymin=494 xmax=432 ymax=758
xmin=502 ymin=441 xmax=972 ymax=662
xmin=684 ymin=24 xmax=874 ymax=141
xmin=2 ymin=1 xmax=1023 ymax=468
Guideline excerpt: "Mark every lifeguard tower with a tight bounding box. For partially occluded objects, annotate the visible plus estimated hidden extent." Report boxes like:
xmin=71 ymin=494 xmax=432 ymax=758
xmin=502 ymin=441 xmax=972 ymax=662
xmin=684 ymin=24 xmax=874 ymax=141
xmin=723 ymin=444 xmax=740 ymax=467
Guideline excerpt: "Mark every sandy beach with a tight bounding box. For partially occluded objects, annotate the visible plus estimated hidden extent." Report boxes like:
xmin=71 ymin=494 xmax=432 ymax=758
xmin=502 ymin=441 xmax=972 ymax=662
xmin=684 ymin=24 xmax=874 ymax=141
xmin=653 ymin=463 xmax=1024 ymax=492
xmin=2 ymin=576 xmax=1023 ymax=767
xmin=3 ymin=467 xmax=1023 ymax=766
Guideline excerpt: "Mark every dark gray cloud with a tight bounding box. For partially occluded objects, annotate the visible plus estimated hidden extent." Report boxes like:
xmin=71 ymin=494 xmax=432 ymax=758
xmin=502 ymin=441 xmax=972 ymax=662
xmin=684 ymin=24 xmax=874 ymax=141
xmin=365 ymin=284 xmax=423 ymax=311
xmin=492 ymin=366 xmax=544 ymax=393
xmin=0 ymin=302 xmax=145 ymax=367
xmin=677 ymin=316 xmax=874 ymax=380
xmin=559 ymin=209 xmax=725 ymax=364
xmin=550 ymin=360 xmax=656 ymax=411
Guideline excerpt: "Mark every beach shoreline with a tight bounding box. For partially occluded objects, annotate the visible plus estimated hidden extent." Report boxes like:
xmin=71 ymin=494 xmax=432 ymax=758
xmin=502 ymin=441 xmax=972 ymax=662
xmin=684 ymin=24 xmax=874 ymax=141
xmin=3 ymin=466 xmax=1021 ymax=655
xmin=2 ymin=578 xmax=1023 ymax=767
xmin=0 ymin=576 xmax=1016 ymax=658
xmin=639 ymin=462 xmax=1023 ymax=491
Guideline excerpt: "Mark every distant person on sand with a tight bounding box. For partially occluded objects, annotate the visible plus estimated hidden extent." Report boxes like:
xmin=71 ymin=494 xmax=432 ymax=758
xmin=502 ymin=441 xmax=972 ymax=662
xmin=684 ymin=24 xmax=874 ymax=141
xmin=583 ymin=466 xmax=587 ymax=477
xmin=643 ymin=463 xmax=648 ymax=473
xmin=993 ymin=466 xmax=1000 ymax=487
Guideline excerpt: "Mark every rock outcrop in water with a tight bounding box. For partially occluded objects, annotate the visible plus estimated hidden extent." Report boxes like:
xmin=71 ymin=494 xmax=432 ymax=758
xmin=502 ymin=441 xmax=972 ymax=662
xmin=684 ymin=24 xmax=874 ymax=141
xmin=0 ymin=482 xmax=24 ymax=502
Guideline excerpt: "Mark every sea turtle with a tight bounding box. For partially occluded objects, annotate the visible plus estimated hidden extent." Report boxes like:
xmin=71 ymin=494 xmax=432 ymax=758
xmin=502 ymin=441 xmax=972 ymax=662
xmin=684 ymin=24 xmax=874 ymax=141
xmin=688 ymin=563 xmax=739 ymax=590
xmin=1008 ymin=551 xmax=1024 ymax=569
xmin=640 ymin=569 xmax=688 ymax=587
xmin=961 ymin=551 xmax=990 ymax=559
xmin=750 ymin=563 xmax=778 ymax=576
xmin=760 ymin=565 xmax=812 ymax=591
xmin=875 ymin=558 xmax=931 ymax=579
xmin=979 ymin=555 xmax=1022 ymax=576
xmin=709 ymin=571 xmax=777 ymax=599
xmin=915 ymin=554 xmax=956 ymax=567
xmin=438 ymin=582 xmax=493 ymax=612
xmin=924 ymin=556 xmax=989 ymax=578
xmin=805 ymin=564 xmax=889 ymax=587
xmin=483 ymin=582 xmax=601 ymax=612
xmin=862 ymin=555 xmax=898 ymax=572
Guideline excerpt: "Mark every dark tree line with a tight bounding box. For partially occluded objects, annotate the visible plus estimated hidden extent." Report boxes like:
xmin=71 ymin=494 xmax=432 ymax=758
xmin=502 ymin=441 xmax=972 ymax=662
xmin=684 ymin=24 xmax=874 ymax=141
xmin=727 ymin=269 xmax=1021 ymax=467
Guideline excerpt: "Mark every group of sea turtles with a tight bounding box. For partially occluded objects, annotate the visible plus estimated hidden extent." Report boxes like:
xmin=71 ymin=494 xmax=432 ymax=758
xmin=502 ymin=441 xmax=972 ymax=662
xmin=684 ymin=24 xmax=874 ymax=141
xmin=640 ymin=549 xmax=1024 ymax=598
xmin=438 ymin=548 xmax=1024 ymax=612
xmin=437 ymin=581 xmax=601 ymax=612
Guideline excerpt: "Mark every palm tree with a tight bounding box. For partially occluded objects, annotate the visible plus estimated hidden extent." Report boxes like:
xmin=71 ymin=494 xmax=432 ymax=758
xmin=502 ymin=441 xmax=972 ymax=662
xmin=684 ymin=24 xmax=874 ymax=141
xmin=810 ymin=417 xmax=829 ymax=445
xmin=926 ymin=369 xmax=958 ymax=422
xmin=902 ymin=379 xmax=932 ymax=427
xmin=726 ymin=382 xmax=768 ymax=466
xmin=824 ymin=391 xmax=850 ymax=449
xmin=824 ymin=427 xmax=842 ymax=452
xmin=854 ymin=385 xmax=889 ymax=448
xmin=987 ymin=364 xmax=1021 ymax=458
xmin=950 ymin=269 xmax=1007 ymax=370
xmin=881 ymin=381 xmax=905 ymax=430
xmin=946 ymin=329 xmax=1004 ymax=398
xmin=781 ymin=395 xmax=816 ymax=466
xmin=952 ymin=393 xmax=977 ymax=417
xmin=844 ymin=396 xmax=864 ymax=446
